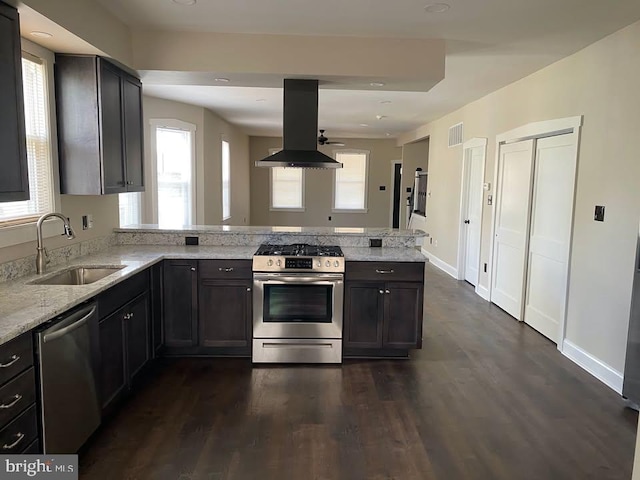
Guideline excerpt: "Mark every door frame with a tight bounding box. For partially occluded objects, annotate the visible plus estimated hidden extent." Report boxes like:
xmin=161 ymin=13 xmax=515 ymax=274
xmin=389 ymin=160 xmax=403 ymax=228
xmin=487 ymin=116 xmax=583 ymax=351
xmin=457 ymin=138 xmax=487 ymax=288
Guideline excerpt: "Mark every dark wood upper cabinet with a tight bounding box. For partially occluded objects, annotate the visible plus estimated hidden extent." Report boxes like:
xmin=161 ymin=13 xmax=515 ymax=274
xmin=55 ymin=55 xmax=144 ymax=195
xmin=0 ymin=3 xmax=29 ymax=202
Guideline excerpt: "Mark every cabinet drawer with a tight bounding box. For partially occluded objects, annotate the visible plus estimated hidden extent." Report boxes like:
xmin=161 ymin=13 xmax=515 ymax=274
xmin=98 ymin=269 xmax=150 ymax=320
xmin=345 ymin=262 xmax=424 ymax=282
xmin=0 ymin=368 xmax=35 ymax=429
xmin=0 ymin=404 xmax=37 ymax=454
xmin=199 ymin=260 xmax=252 ymax=279
xmin=0 ymin=333 xmax=33 ymax=387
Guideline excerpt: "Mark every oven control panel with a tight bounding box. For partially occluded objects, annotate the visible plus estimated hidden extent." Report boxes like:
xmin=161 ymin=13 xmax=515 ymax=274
xmin=253 ymin=256 xmax=344 ymax=273
xmin=285 ymin=258 xmax=313 ymax=269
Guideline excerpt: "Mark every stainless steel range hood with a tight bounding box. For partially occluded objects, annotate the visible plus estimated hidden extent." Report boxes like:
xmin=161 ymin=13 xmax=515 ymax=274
xmin=255 ymin=79 xmax=342 ymax=169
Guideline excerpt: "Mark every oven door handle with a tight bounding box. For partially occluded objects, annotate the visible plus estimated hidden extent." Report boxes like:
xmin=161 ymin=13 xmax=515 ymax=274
xmin=253 ymin=273 xmax=344 ymax=282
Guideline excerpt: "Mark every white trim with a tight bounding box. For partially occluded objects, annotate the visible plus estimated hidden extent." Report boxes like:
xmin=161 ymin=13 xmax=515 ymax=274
xmin=148 ymin=119 xmax=197 ymax=225
xmin=332 ymin=149 xmax=370 ymax=212
xmin=389 ymin=160 xmax=403 ymax=228
xmin=456 ymin=138 xmax=487 ymax=283
xmin=562 ymin=340 xmax=624 ymax=394
xmin=496 ymin=116 xmax=582 ymax=144
xmin=475 ymin=284 xmax=490 ymax=301
xmin=422 ymin=249 xmax=458 ymax=279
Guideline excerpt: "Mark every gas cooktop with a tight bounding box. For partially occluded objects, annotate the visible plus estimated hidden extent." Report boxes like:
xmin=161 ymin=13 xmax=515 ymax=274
xmin=254 ymin=244 xmax=344 ymax=258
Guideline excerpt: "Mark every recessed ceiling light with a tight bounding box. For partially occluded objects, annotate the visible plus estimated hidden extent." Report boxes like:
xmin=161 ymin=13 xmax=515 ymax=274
xmin=385 ymin=133 xmax=392 ymax=136
xmin=172 ymin=0 xmax=197 ymax=5
xmin=214 ymin=77 xmax=230 ymax=83
xmin=360 ymin=123 xmax=369 ymax=127
xmin=424 ymin=3 xmax=450 ymax=13
xmin=30 ymin=31 xmax=53 ymax=38
xmin=370 ymin=82 xmax=385 ymax=87
xmin=376 ymin=115 xmax=387 ymax=120
xmin=380 ymin=100 xmax=392 ymax=104
xmin=256 ymin=98 xmax=266 ymax=102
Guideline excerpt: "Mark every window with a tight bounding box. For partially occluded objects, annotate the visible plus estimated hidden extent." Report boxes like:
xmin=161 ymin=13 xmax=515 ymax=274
xmin=0 ymin=53 xmax=54 ymax=225
xmin=222 ymin=140 xmax=231 ymax=220
xmin=151 ymin=121 xmax=196 ymax=228
xmin=333 ymin=150 xmax=369 ymax=212
xmin=269 ymin=148 xmax=304 ymax=211
xmin=118 ymin=192 xmax=141 ymax=226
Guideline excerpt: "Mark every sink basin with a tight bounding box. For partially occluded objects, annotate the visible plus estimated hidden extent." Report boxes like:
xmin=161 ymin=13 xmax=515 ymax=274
xmin=31 ymin=266 xmax=126 ymax=285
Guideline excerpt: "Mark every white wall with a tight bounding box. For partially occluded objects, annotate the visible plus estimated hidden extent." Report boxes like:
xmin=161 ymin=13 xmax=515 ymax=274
xmin=399 ymin=20 xmax=640 ymax=376
xmin=142 ymin=96 xmax=250 ymax=226
xmin=249 ymin=136 xmax=402 ymax=227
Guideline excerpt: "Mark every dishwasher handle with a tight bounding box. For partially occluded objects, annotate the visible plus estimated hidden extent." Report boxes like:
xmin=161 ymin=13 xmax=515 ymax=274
xmin=42 ymin=304 xmax=97 ymax=344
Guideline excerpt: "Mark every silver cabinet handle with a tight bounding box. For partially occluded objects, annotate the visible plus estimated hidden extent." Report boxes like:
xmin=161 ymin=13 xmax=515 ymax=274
xmin=385 ymin=289 xmax=391 ymax=294
xmin=0 ymin=355 xmax=19 ymax=368
xmin=130 ymin=312 xmax=134 ymax=319
xmin=0 ymin=394 xmax=22 ymax=409
xmin=190 ymin=267 xmax=196 ymax=272
xmin=3 ymin=432 xmax=25 ymax=450
xmin=219 ymin=267 xmax=234 ymax=272
xmin=379 ymin=289 xmax=384 ymax=294
xmin=246 ymin=287 xmax=251 ymax=292
xmin=375 ymin=269 xmax=395 ymax=274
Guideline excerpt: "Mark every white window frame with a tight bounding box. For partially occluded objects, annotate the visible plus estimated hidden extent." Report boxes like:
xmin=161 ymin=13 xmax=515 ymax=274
xmin=268 ymin=148 xmax=306 ymax=212
xmin=0 ymin=39 xmax=61 ymax=249
xmin=148 ymin=119 xmax=197 ymax=225
xmin=332 ymin=149 xmax=370 ymax=213
xmin=221 ymin=138 xmax=231 ymax=221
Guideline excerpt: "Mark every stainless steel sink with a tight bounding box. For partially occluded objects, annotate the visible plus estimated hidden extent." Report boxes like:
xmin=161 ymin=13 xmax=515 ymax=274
xmin=30 ymin=266 xmax=126 ymax=285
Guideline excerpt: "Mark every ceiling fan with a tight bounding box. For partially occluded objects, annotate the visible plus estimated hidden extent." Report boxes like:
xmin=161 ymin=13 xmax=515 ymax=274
xmin=318 ymin=130 xmax=345 ymax=147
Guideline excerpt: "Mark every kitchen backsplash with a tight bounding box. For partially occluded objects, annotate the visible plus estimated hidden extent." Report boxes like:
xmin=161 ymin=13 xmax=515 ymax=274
xmin=0 ymin=235 xmax=115 ymax=283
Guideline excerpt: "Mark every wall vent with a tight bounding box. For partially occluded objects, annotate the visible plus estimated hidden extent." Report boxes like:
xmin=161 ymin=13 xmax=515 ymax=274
xmin=448 ymin=122 xmax=464 ymax=148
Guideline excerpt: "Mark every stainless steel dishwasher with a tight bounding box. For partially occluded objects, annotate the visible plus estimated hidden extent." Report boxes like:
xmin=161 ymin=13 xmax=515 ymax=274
xmin=36 ymin=301 xmax=101 ymax=453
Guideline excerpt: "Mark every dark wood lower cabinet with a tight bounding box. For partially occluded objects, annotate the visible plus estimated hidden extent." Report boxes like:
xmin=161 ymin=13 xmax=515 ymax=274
xmin=343 ymin=262 xmax=425 ymax=356
xmin=125 ymin=293 xmax=150 ymax=386
xmin=198 ymin=279 xmax=252 ymax=353
xmin=163 ymin=260 xmax=198 ymax=349
xmin=98 ymin=309 xmax=126 ymax=411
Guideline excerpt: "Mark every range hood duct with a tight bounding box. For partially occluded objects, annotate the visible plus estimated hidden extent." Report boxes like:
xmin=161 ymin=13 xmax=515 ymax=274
xmin=255 ymin=79 xmax=342 ymax=169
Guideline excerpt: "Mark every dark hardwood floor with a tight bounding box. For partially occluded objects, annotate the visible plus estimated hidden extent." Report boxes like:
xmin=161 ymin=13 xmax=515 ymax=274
xmin=80 ymin=264 xmax=638 ymax=480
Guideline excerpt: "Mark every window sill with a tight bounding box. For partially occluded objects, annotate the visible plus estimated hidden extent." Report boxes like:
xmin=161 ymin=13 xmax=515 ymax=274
xmin=0 ymin=218 xmax=64 ymax=249
xmin=331 ymin=208 xmax=368 ymax=214
xmin=269 ymin=207 xmax=306 ymax=212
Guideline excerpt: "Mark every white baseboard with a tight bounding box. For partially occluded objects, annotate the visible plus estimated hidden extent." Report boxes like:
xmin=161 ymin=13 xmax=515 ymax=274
xmin=422 ymin=249 xmax=458 ymax=279
xmin=475 ymin=285 xmax=490 ymax=301
xmin=562 ymin=340 xmax=623 ymax=394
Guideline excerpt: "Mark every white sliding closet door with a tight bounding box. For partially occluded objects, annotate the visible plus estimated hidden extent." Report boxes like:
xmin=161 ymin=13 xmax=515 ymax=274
xmin=524 ymin=134 xmax=576 ymax=344
xmin=491 ymin=140 xmax=535 ymax=319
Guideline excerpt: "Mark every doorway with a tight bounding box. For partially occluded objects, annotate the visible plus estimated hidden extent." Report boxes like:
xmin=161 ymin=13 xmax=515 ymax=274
xmin=489 ymin=117 xmax=582 ymax=346
xmin=390 ymin=161 xmax=402 ymax=228
xmin=457 ymin=138 xmax=487 ymax=287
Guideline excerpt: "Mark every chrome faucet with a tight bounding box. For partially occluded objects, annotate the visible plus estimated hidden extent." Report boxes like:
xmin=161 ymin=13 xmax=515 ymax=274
xmin=36 ymin=213 xmax=76 ymax=274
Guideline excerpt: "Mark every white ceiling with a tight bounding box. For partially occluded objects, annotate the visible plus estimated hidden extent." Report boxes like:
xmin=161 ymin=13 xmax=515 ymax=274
xmin=84 ymin=0 xmax=640 ymax=137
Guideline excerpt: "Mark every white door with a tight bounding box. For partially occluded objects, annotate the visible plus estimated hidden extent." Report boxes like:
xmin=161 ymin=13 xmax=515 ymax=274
xmin=523 ymin=134 xmax=576 ymax=343
xmin=462 ymin=145 xmax=485 ymax=286
xmin=491 ymin=140 xmax=535 ymax=319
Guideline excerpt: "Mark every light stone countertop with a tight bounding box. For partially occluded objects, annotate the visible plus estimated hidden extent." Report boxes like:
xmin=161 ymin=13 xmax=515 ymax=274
xmin=0 ymin=244 xmax=425 ymax=347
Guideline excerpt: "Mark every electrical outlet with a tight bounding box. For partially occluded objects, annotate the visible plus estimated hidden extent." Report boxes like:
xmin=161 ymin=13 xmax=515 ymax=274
xmin=484 ymin=263 xmax=487 ymax=273
xmin=82 ymin=214 xmax=93 ymax=230
xmin=429 ymin=237 xmax=433 ymax=245
xmin=328 ymin=216 xmax=332 ymax=221
xmin=594 ymin=205 xmax=605 ymax=222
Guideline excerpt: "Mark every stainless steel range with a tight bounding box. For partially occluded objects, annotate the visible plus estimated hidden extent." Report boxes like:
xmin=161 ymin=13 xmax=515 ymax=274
xmin=252 ymin=244 xmax=344 ymax=364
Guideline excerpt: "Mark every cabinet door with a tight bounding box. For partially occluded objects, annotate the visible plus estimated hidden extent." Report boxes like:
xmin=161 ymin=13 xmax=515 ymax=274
xmin=125 ymin=293 xmax=150 ymax=386
xmin=383 ymin=282 xmax=423 ymax=349
xmin=0 ymin=4 xmax=28 ymax=202
xmin=198 ymin=279 xmax=252 ymax=350
xmin=98 ymin=309 xmax=126 ymax=411
xmin=122 ymin=75 xmax=144 ymax=191
xmin=99 ymin=60 xmax=125 ymax=194
xmin=344 ymin=282 xmax=384 ymax=349
xmin=163 ymin=260 xmax=198 ymax=347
